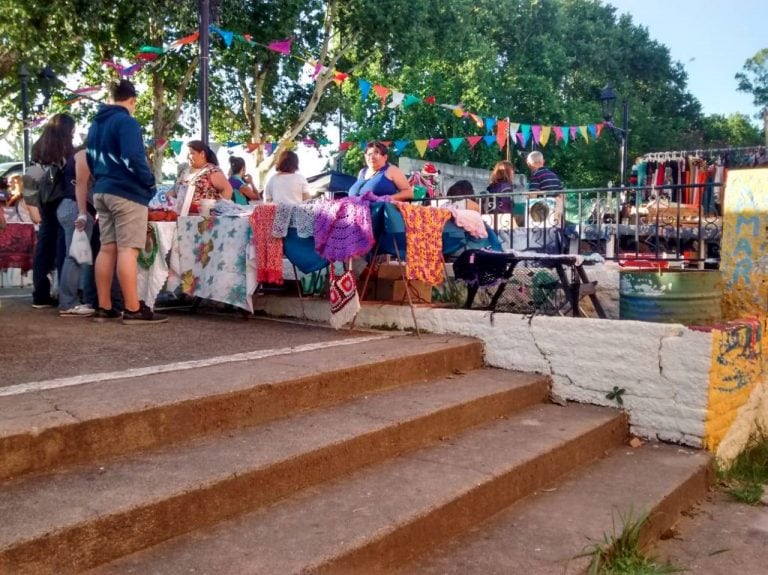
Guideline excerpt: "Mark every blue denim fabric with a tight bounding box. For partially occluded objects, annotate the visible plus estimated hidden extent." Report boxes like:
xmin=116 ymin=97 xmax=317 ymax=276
xmin=56 ymin=198 xmax=95 ymax=310
xmin=32 ymin=202 xmax=64 ymax=303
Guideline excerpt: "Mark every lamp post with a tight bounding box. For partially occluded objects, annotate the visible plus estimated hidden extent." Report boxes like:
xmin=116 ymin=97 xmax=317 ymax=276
xmin=19 ymin=64 xmax=30 ymax=168
xmin=599 ymin=85 xmax=629 ymax=187
xmin=199 ymin=0 xmax=210 ymax=146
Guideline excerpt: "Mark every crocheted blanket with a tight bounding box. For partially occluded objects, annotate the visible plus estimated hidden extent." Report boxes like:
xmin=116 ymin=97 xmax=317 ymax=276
xmin=314 ymin=197 xmax=375 ymax=261
xmin=250 ymin=205 xmax=284 ymax=284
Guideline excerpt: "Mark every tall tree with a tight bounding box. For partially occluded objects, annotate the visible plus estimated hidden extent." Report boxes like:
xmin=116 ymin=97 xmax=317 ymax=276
xmin=735 ymin=48 xmax=768 ymax=146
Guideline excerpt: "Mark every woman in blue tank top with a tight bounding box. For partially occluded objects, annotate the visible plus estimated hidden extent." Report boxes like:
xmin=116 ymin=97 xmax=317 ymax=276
xmin=348 ymin=141 xmax=414 ymax=201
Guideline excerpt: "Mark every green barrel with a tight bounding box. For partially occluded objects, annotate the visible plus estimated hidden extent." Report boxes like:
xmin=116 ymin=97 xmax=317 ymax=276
xmin=619 ymin=269 xmax=722 ymax=325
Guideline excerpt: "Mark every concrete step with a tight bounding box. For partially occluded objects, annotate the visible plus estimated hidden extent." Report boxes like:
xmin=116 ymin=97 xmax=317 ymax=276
xmin=400 ymin=443 xmax=712 ymax=575
xmin=0 ymin=333 xmax=483 ymax=481
xmin=84 ymin=404 xmax=626 ymax=574
xmin=0 ymin=368 xmax=548 ymax=574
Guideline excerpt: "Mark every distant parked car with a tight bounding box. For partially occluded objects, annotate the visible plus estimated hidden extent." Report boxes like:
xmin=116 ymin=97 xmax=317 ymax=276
xmin=0 ymin=161 xmax=23 ymax=179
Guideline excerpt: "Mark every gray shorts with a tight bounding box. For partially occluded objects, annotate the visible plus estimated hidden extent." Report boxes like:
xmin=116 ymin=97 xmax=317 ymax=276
xmin=94 ymin=193 xmax=148 ymax=249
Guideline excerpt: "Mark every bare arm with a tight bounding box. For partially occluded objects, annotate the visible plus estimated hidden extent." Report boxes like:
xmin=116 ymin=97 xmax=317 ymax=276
xmin=211 ymin=171 xmax=233 ymax=200
xmin=386 ymin=166 xmax=414 ymax=201
xmin=241 ymin=174 xmax=260 ymax=201
xmin=74 ymin=150 xmax=91 ymax=230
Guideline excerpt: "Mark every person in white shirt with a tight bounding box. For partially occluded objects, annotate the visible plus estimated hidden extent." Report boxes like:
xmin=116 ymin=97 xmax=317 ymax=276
xmin=264 ymin=150 xmax=310 ymax=205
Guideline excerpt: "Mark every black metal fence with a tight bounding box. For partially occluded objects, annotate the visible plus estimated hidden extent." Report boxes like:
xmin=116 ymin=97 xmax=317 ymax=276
xmin=426 ymin=182 xmax=724 ymax=266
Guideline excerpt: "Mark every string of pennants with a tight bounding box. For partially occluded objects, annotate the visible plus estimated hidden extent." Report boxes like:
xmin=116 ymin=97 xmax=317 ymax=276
xmin=28 ymin=25 xmax=610 ymax=155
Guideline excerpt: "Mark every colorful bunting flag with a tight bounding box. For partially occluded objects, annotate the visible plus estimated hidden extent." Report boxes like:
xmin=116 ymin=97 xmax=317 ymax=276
xmin=428 ymin=138 xmax=444 ymax=150
xmin=531 ymin=125 xmax=542 ymax=145
xmin=393 ymin=140 xmax=409 ymax=155
xmin=579 ymin=125 xmax=589 ymax=142
xmin=358 ymin=79 xmax=371 ymax=102
xmin=484 ymin=117 xmax=496 ymax=135
xmin=483 ymin=135 xmax=496 ymax=148
xmin=402 ymin=94 xmax=420 ymax=108
xmin=210 ymin=26 xmax=234 ymax=48
xmin=496 ymin=119 xmax=509 ymax=150
xmin=170 ymin=140 xmax=183 ymax=155
xmin=388 ymin=92 xmax=405 ymax=109
xmin=267 ymin=38 xmax=293 ymax=55
xmin=448 ymin=137 xmax=464 ymax=152
xmin=466 ymin=136 xmax=483 ymax=149
xmin=414 ymin=140 xmax=429 ymax=157
xmin=539 ymin=125 xmax=552 ymax=147
xmin=373 ymin=84 xmax=390 ymax=108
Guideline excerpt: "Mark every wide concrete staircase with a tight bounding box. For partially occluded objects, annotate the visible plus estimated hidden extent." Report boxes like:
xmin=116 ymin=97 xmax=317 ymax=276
xmin=0 ymin=333 xmax=711 ymax=574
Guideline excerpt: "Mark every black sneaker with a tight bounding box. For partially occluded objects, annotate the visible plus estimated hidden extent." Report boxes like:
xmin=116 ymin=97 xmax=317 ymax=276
xmin=92 ymin=307 xmax=123 ymax=322
xmin=122 ymin=301 xmax=169 ymax=325
xmin=32 ymin=297 xmax=59 ymax=309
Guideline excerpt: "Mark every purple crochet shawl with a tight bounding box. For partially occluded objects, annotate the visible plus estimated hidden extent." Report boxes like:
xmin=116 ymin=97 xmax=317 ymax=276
xmin=314 ymin=196 xmax=375 ymax=261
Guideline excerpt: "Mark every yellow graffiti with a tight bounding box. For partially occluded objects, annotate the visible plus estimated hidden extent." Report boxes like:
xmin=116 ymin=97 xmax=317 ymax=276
xmin=704 ymin=319 xmax=764 ymax=451
xmin=720 ymin=169 xmax=768 ymax=320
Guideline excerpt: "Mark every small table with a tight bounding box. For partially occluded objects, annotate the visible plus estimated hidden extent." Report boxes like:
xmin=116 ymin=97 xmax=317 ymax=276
xmin=453 ymin=249 xmax=606 ymax=318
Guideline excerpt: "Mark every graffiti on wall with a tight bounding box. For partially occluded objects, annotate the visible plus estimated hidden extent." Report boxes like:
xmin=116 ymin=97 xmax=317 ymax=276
xmin=704 ymin=318 xmax=764 ymax=451
xmin=720 ymin=168 xmax=768 ymax=320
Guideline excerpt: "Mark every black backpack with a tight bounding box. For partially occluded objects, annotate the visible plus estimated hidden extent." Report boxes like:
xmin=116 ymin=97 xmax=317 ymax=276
xmin=37 ymin=164 xmax=67 ymax=206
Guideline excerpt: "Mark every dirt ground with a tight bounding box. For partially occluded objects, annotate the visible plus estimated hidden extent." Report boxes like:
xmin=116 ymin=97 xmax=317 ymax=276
xmin=653 ymin=488 xmax=768 ymax=574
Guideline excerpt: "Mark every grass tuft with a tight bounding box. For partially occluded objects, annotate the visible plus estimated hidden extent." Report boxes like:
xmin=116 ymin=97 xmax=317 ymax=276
xmin=717 ymin=429 xmax=768 ymax=505
xmin=577 ymin=508 xmax=682 ymax=575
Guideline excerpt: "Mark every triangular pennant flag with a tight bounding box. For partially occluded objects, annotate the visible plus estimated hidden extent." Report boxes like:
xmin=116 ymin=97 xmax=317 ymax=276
xmin=553 ymin=126 xmax=564 ymax=144
xmin=531 ymin=125 xmax=542 ymax=145
xmin=358 ymin=79 xmax=372 ymax=102
xmin=562 ymin=127 xmax=570 ymax=145
xmin=209 ymin=141 xmax=221 ymax=154
xmin=267 ymin=38 xmax=292 ymax=55
xmin=210 ymin=26 xmax=234 ymax=48
xmin=121 ymin=62 xmax=146 ymax=77
xmin=139 ymin=45 xmax=164 ymax=55
xmin=372 ymin=84 xmax=390 ymax=108
xmin=388 ymin=91 xmax=405 ymax=108
xmin=519 ymin=124 xmax=531 ymax=148
xmin=569 ymin=126 xmax=578 ymax=141
xmin=170 ymin=32 xmax=198 ymax=50
xmin=225 ymin=141 xmax=239 ymax=148
xmin=246 ymin=142 xmax=258 ymax=152
xmin=539 ymin=126 xmax=552 ymax=147
xmin=103 ymin=60 xmax=125 ymax=74
xmin=483 ymin=135 xmax=496 ymax=148
xmin=402 ymin=94 xmax=420 ymax=108
xmin=595 ymin=123 xmax=604 ymax=138
xmin=156 ymin=139 xmax=168 ymax=151
xmin=312 ymin=61 xmax=328 ymax=80
xmin=468 ymin=113 xmax=484 ymax=128
xmin=242 ymin=34 xmax=252 ymax=44
xmin=170 ymin=140 xmax=183 ymax=155
xmin=496 ymin=119 xmax=509 ymax=149
xmin=414 ymin=140 xmax=429 ymax=157
xmin=424 ymin=95 xmax=436 ymax=105
xmin=484 ymin=117 xmax=496 ymax=135
xmin=359 ymin=141 xmax=368 ymax=152
xmin=264 ymin=142 xmax=275 ymax=156
xmin=466 ymin=136 xmax=483 ymax=149
xmin=509 ymin=122 xmax=520 ymax=139
xmin=448 ymin=137 xmax=464 ymax=152
xmin=428 ymin=138 xmax=444 ymax=150
xmin=579 ymin=125 xmax=589 ymax=142
xmin=135 ymin=52 xmax=159 ymax=62
xmin=393 ymin=140 xmax=409 ymax=155
xmin=339 ymin=142 xmax=352 ymax=152
xmin=587 ymin=124 xmax=597 ymax=140
xmin=332 ymin=71 xmax=348 ymax=86
xmin=302 ymin=138 xmax=317 ymax=147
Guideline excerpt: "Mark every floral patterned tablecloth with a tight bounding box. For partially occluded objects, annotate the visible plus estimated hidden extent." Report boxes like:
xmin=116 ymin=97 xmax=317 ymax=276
xmin=139 ymin=216 xmax=256 ymax=312
xmin=174 ymin=215 xmax=256 ymax=312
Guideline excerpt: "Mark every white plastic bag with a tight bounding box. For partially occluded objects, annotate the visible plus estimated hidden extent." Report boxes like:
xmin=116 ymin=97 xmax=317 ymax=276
xmin=69 ymin=228 xmax=93 ymax=265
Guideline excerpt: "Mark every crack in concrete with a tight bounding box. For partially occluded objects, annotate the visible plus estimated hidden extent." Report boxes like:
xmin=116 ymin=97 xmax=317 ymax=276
xmin=52 ymin=403 xmax=80 ymax=422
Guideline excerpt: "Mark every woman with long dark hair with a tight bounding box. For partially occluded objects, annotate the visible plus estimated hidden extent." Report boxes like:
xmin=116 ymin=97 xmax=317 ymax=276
xmin=30 ymin=113 xmax=74 ymax=309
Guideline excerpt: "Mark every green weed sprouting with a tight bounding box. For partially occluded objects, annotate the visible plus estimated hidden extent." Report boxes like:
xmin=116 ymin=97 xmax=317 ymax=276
xmin=576 ymin=508 xmax=681 ymax=575
xmin=717 ymin=428 xmax=768 ymax=505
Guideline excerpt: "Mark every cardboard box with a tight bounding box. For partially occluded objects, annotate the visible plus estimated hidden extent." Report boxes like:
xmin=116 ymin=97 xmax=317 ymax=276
xmin=377 ymin=262 xmax=407 ymax=280
xmin=367 ymin=277 xmax=432 ymax=303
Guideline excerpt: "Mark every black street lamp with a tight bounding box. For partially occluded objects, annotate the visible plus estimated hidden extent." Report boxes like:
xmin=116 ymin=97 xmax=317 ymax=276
xmin=19 ymin=64 xmax=30 ymax=168
xmin=199 ymin=0 xmax=210 ymax=146
xmin=599 ymin=84 xmax=629 ymax=187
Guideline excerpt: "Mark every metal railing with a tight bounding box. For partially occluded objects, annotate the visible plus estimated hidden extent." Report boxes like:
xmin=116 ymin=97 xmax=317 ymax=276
xmin=425 ymin=182 xmax=723 ymax=266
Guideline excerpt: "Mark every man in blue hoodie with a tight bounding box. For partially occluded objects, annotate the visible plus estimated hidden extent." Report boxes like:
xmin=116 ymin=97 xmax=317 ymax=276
xmin=86 ymin=79 xmax=168 ymax=324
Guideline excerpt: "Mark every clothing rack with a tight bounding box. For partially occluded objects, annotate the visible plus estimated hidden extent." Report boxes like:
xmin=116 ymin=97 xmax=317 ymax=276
xmin=641 ymin=145 xmax=766 ymax=162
